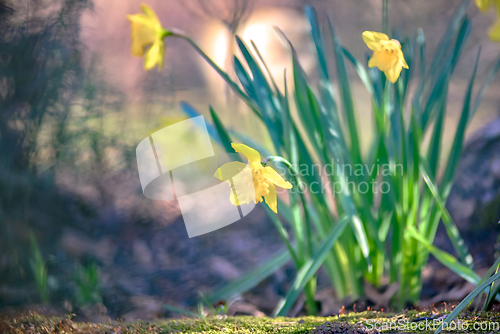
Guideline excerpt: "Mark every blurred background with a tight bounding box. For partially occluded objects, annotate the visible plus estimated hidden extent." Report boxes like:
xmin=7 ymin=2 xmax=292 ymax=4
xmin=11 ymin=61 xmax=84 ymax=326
xmin=1 ymin=0 xmax=500 ymax=321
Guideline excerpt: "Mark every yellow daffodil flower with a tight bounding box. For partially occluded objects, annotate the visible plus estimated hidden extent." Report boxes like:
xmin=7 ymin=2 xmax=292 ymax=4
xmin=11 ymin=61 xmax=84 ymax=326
xmin=474 ymin=0 xmax=500 ymax=41
xmin=127 ymin=4 xmax=171 ymax=70
xmin=214 ymin=143 xmax=292 ymax=214
xmin=474 ymin=0 xmax=500 ymax=11
xmin=362 ymin=31 xmax=409 ymax=83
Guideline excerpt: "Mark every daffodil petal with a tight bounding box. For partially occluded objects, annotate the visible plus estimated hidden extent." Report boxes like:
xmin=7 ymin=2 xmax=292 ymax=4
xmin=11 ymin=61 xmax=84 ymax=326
xmin=127 ymin=13 xmax=156 ymax=28
xmin=490 ymin=20 xmax=500 ymax=41
xmin=397 ymin=49 xmax=409 ymax=69
xmin=262 ymin=166 xmax=292 ymax=189
xmin=368 ymin=55 xmax=378 ymax=68
xmin=128 ymin=18 xmax=156 ymax=57
xmin=368 ymin=51 xmax=391 ymax=71
xmin=494 ymin=0 xmax=500 ymax=15
xmin=475 ymin=0 xmax=493 ymax=11
xmin=144 ymin=41 xmax=163 ymax=70
xmin=362 ymin=31 xmax=389 ymax=50
xmin=264 ymin=183 xmax=278 ymax=213
xmin=368 ymin=49 xmax=394 ymax=72
xmin=231 ymin=143 xmax=261 ymax=165
xmin=384 ymin=62 xmax=403 ymax=83
xmin=214 ymin=161 xmax=249 ymax=181
xmin=140 ymin=3 xmax=161 ymax=29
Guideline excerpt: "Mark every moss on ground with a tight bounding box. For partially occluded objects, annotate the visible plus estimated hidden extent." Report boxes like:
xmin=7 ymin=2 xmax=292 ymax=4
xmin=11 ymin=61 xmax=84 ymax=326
xmin=1 ymin=310 xmax=500 ymax=333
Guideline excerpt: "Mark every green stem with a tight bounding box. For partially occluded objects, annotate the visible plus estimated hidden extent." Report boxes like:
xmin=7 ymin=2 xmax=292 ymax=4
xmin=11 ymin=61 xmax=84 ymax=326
xmin=266 ymin=155 xmax=317 ymax=315
xmin=305 ymin=278 xmax=318 ymax=315
xmin=382 ymin=0 xmax=389 ymax=35
xmin=265 ymin=156 xmax=313 ymax=258
xmin=170 ymin=31 xmax=263 ymax=120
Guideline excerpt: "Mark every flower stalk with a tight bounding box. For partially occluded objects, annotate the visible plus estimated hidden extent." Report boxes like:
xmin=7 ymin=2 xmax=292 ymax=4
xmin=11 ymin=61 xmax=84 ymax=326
xmin=265 ymin=156 xmax=317 ymax=315
xmin=170 ymin=31 xmax=263 ymax=119
xmin=265 ymin=156 xmax=313 ymax=257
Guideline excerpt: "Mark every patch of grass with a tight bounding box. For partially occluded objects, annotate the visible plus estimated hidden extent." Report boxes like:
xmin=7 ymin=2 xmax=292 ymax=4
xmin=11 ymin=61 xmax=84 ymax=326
xmin=2 ymin=311 xmax=500 ymax=333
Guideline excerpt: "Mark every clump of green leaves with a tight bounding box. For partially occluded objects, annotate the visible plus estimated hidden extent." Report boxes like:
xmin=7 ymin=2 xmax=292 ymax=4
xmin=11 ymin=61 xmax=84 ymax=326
xmin=29 ymin=232 xmax=49 ymax=304
xmin=168 ymin=0 xmax=500 ymax=314
xmin=74 ymin=262 xmax=102 ymax=306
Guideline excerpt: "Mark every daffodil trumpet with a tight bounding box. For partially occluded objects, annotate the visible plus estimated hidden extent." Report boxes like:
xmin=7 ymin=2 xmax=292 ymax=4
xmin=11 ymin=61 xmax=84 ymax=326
xmin=214 ymin=143 xmax=293 ymax=214
xmin=362 ymin=31 xmax=409 ymax=83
